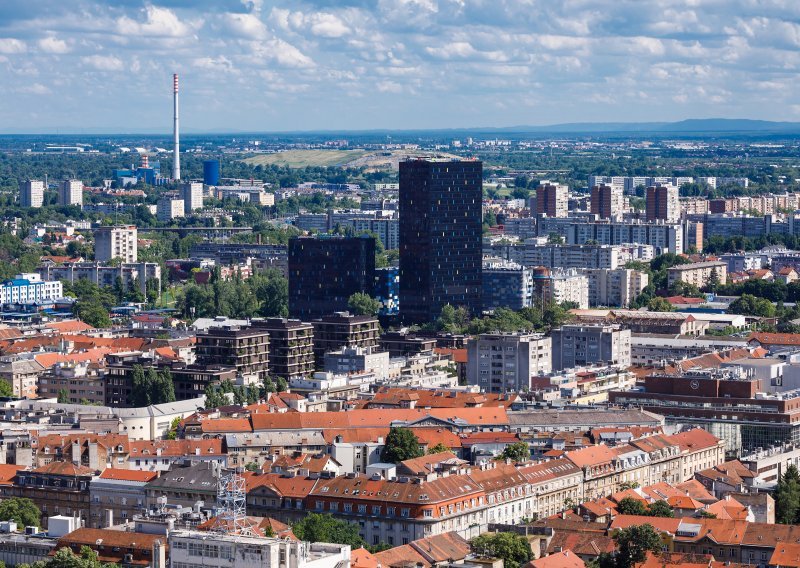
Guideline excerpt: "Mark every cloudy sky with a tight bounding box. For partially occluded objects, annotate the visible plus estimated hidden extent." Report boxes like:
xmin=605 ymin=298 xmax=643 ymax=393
xmin=1 ymin=0 xmax=799 ymax=133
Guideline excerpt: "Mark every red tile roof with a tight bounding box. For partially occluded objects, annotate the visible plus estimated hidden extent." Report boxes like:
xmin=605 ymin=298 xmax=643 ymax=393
xmin=530 ymin=550 xmax=586 ymax=568
xmin=99 ymin=469 xmax=158 ymax=482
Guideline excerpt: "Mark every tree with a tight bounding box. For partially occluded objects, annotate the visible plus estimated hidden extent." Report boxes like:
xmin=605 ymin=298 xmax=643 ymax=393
xmin=612 ymin=524 xmax=663 ymax=568
xmin=380 ymin=427 xmax=423 ymax=463
xmin=0 ymin=380 xmax=12 ymax=398
xmin=471 ymin=532 xmax=532 ymax=568
xmin=203 ymin=384 xmax=228 ymax=409
xmin=646 ymin=501 xmax=674 ymax=518
xmin=775 ymin=465 xmax=800 ymax=524
xmin=347 ymin=292 xmax=381 ymax=317
xmin=727 ymin=294 xmax=777 ymax=318
xmin=647 ymin=297 xmax=675 ymax=312
xmin=244 ymin=462 xmax=260 ymax=472
xmin=165 ymin=417 xmax=181 ymax=440
xmin=276 ymin=377 xmax=288 ymax=393
xmin=427 ymin=443 xmax=450 ymax=455
xmin=74 ymin=300 xmax=112 ymax=328
xmin=292 ymin=513 xmax=365 ymax=549
xmin=698 ymin=510 xmax=717 ymax=519
xmin=500 ymin=442 xmax=531 ymax=463
xmin=618 ymin=481 xmax=639 ymax=490
xmin=616 ymin=497 xmax=648 ymax=516
xmin=0 ymin=497 xmax=41 ymax=528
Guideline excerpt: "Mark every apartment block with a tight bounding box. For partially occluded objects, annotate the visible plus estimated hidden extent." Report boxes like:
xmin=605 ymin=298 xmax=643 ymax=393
xmin=590 ymin=184 xmax=624 ymax=219
xmin=534 ymin=182 xmax=569 ymax=218
xmin=551 ymin=324 xmax=632 ymax=371
xmin=252 ymin=318 xmax=315 ymax=380
xmin=482 ymin=260 xmax=534 ymax=310
xmin=21 ymin=180 xmax=45 ymax=208
xmin=59 ymin=179 xmax=83 ymax=207
xmin=94 ymin=225 xmax=138 ymax=263
xmin=312 ymin=312 xmax=380 ymax=368
xmin=532 ymin=267 xmax=589 ymax=309
xmin=195 ymin=324 xmax=270 ymax=382
xmin=467 ymin=332 xmax=552 ymax=392
xmin=156 ymin=197 xmax=185 ymax=222
xmin=180 ymin=181 xmax=203 ymax=213
xmin=583 ymin=268 xmax=649 ymax=308
xmin=667 ymin=261 xmax=727 ymax=288
xmin=646 ymin=185 xmax=680 ymax=222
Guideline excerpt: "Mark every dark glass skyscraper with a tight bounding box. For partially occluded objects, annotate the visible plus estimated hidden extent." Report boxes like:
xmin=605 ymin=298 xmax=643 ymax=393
xmin=288 ymin=235 xmax=376 ymax=320
xmin=399 ymin=158 xmax=483 ymax=324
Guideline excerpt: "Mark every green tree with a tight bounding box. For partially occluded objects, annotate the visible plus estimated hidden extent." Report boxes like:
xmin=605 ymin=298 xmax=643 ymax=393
xmin=203 ymin=384 xmax=228 ymax=409
xmin=647 ymin=297 xmax=675 ymax=312
xmin=0 ymin=497 xmax=41 ymax=528
xmin=612 ymin=524 xmax=663 ymax=568
xmin=616 ymin=497 xmax=648 ymax=516
xmin=74 ymin=300 xmax=112 ymax=328
xmin=292 ymin=513 xmax=365 ymax=549
xmin=698 ymin=510 xmax=717 ymax=519
xmin=380 ymin=427 xmax=423 ymax=463
xmin=276 ymin=377 xmax=288 ymax=393
xmin=646 ymin=501 xmax=674 ymax=518
xmin=618 ymin=481 xmax=639 ymax=490
xmin=727 ymin=294 xmax=777 ymax=318
xmin=244 ymin=462 xmax=260 ymax=472
xmin=471 ymin=532 xmax=532 ymax=568
xmin=347 ymin=292 xmax=381 ymax=317
xmin=0 ymin=380 xmax=12 ymax=398
xmin=165 ymin=416 xmax=181 ymax=440
xmin=427 ymin=443 xmax=451 ymax=455
xmin=153 ymin=368 xmax=176 ymax=405
xmin=130 ymin=365 xmax=150 ymax=407
xmin=500 ymin=442 xmax=531 ymax=463
xmin=775 ymin=464 xmax=800 ymax=524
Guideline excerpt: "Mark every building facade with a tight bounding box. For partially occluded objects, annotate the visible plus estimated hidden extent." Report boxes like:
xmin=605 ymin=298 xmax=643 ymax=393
xmin=584 ymin=268 xmax=649 ymax=308
xmin=591 ymin=184 xmax=624 ymax=220
xmin=195 ymin=325 xmax=270 ymax=382
xmin=59 ymin=180 xmax=83 ymax=207
xmin=21 ymin=180 xmax=44 ymax=208
xmin=180 ymin=181 xmax=203 ymax=214
xmin=467 ymin=332 xmax=552 ymax=392
xmin=311 ymin=312 xmax=380 ymax=369
xmin=252 ymin=318 xmax=315 ymax=380
xmin=535 ymin=183 xmax=569 ymax=218
xmin=94 ymin=225 xmax=138 ymax=263
xmin=0 ymin=273 xmax=63 ymax=305
xmin=646 ymin=185 xmax=680 ymax=223
xmin=551 ymin=324 xmax=632 ymax=371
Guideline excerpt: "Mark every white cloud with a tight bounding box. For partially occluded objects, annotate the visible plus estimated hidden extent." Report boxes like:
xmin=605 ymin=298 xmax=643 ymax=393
xmin=38 ymin=36 xmax=70 ymax=54
xmin=0 ymin=38 xmax=26 ymax=54
xmin=82 ymin=54 xmax=124 ymax=71
xmin=222 ymin=13 xmax=268 ymax=39
xmin=19 ymin=83 xmax=51 ymax=95
xmin=116 ymin=6 xmax=195 ymax=38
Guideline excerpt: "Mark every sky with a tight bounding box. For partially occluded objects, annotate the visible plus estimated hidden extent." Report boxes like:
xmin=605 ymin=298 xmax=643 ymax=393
xmin=1 ymin=0 xmax=799 ymax=133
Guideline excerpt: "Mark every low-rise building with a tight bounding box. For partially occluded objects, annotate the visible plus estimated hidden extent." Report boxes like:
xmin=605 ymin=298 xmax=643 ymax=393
xmin=89 ymin=468 xmax=157 ymax=528
xmin=667 ymin=261 xmax=728 ymax=289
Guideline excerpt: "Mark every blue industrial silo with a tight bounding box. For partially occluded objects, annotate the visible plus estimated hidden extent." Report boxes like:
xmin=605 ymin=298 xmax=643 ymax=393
xmin=203 ymin=159 xmax=220 ymax=186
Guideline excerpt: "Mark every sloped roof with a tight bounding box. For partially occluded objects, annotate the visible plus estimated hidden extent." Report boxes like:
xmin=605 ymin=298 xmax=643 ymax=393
xmin=32 ymin=461 xmax=95 ymax=476
xmin=99 ymin=469 xmax=158 ymax=482
xmin=530 ymin=550 xmax=586 ymax=568
xmin=565 ymin=444 xmax=616 ymax=468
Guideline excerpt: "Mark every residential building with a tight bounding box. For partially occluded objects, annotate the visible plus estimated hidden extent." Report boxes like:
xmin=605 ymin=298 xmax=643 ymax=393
xmin=535 ymin=182 xmax=569 ymax=218
xmin=537 ymin=218 xmax=684 ymax=255
xmin=0 ymin=358 xmax=44 ymax=398
xmin=59 ymin=179 xmax=83 ymax=207
xmin=482 ymin=260 xmax=534 ymax=310
xmin=667 ymin=261 xmax=728 ymax=289
xmin=89 ymin=469 xmax=156 ymax=528
xmin=56 ymin=528 xmax=164 ymax=566
xmin=591 ymin=185 xmax=623 ymax=220
xmin=467 ymin=332 xmax=552 ymax=392
xmin=128 ymin=439 xmax=226 ymax=472
xmin=312 ymin=312 xmax=380 ymax=369
xmin=584 ymin=268 xmax=649 ymax=308
xmin=11 ymin=462 xmax=93 ymax=527
xmin=0 ymin=273 xmax=63 ymax=305
xmin=399 ymin=158 xmax=483 ymax=323
xmin=646 ymin=185 xmax=680 ymax=222
xmin=37 ymin=361 xmax=105 ymax=403
xmin=252 ymin=318 xmax=314 ymax=380
xmin=144 ymin=461 xmax=219 ymax=509
xmin=37 ymin=261 xmax=159 ymax=295
xmin=180 ymin=181 xmax=203 ymax=213
xmin=195 ymin=324 xmax=270 ymax=382
xmin=532 ymin=268 xmax=589 ymax=309
xmin=156 ymin=197 xmax=185 ymax=222
xmin=551 ymin=324 xmax=632 ymax=371
xmin=288 ymin=236 xmax=376 ymax=320
xmin=21 ymin=180 xmax=44 ymax=208
xmin=324 ymin=346 xmax=391 ymax=380
xmin=94 ymin=225 xmax=137 ymax=263
xmin=168 ymin=529 xmax=351 ymax=568
xmin=521 ymin=244 xmax=652 ymax=270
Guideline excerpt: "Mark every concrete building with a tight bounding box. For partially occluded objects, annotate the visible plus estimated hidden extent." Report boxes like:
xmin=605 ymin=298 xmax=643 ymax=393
xmin=532 ymin=268 xmax=589 ymax=309
xmin=538 ymin=218 xmax=684 ymax=255
xmin=252 ymin=318 xmax=314 ymax=380
xmin=646 ymin=184 xmax=680 ymax=222
xmin=168 ymin=529 xmax=351 ymax=568
xmin=21 ymin=180 xmax=44 ymax=208
xmin=535 ymin=182 xmax=568 ymax=218
xmin=37 ymin=261 xmax=159 ymax=295
xmin=551 ymin=324 xmax=632 ymax=371
xmin=89 ymin=469 xmax=155 ymax=528
xmin=584 ymin=268 xmax=649 ymax=308
xmin=467 ymin=332 xmax=552 ymax=392
xmin=94 ymin=225 xmax=137 ymax=263
xmin=180 ymin=181 xmax=203 ymax=214
xmin=58 ymin=180 xmax=83 ymax=207
xmin=591 ymin=184 xmax=624 ymax=220
xmin=0 ymin=273 xmax=63 ymax=305
xmin=195 ymin=324 xmax=270 ymax=382
xmin=324 ymin=346 xmax=391 ymax=381
xmin=156 ymin=197 xmax=185 ymax=222
xmin=482 ymin=260 xmax=534 ymax=310
xmin=667 ymin=261 xmax=728 ymax=289
xmin=311 ymin=312 xmax=380 ymax=368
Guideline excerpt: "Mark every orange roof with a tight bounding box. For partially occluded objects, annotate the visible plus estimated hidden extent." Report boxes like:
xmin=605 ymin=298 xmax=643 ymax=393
xmin=748 ymin=332 xmax=800 ymax=346
xmin=99 ymin=468 xmax=158 ymax=482
xmin=351 ymin=548 xmax=379 ymax=568
xmin=434 ymin=348 xmax=468 ymax=364
xmin=33 ymin=461 xmax=95 ymax=476
xmin=251 ymin=407 xmax=507 ymax=430
xmin=0 ymin=464 xmax=22 ymax=485
xmin=676 ymin=479 xmax=717 ymax=502
xmin=667 ymin=495 xmax=704 ymax=510
xmin=530 ymin=550 xmax=586 ymax=568
xmin=641 ymin=482 xmax=685 ymax=502
xmin=610 ymin=514 xmax=682 ymax=534
xmin=46 ymin=320 xmax=94 ymax=333
xmin=34 ymin=347 xmax=116 ymax=369
xmin=770 ymin=542 xmax=800 ymax=568
xmin=130 ymin=439 xmax=224 ymax=457
xmin=565 ymin=444 xmax=616 ymax=468
xmin=243 ymin=471 xmax=317 ymax=498
xmin=199 ymin=418 xmax=252 ymax=433
xmin=669 ymin=428 xmax=721 ymax=452
xmin=636 ymin=552 xmax=713 ymax=568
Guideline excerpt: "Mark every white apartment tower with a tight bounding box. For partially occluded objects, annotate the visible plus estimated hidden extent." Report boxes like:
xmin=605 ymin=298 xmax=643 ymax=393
xmin=21 ymin=180 xmax=45 ymax=208
xmin=180 ymin=181 xmax=203 ymax=214
xmin=94 ymin=225 xmax=138 ymax=263
xmin=59 ymin=179 xmax=83 ymax=207
xmin=467 ymin=332 xmax=552 ymax=392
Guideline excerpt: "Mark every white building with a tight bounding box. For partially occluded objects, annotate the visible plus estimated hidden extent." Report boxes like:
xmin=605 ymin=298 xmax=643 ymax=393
xmin=323 ymin=346 xmax=391 ymax=380
xmin=180 ymin=182 xmax=203 ymax=214
xmin=467 ymin=332 xmax=552 ymax=392
xmin=58 ymin=180 xmax=83 ymax=207
xmin=21 ymin=180 xmax=44 ymax=208
xmin=157 ymin=198 xmax=185 ymax=222
xmin=551 ymin=324 xmax=632 ymax=371
xmin=94 ymin=225 xmax=138 ymax=263
xmin=0 ymin=273 xmax=62 ymax=305
xmin=584 ymin=268 xmax=649 ymax=307
xmin=168 ymin=530 xmax=351 ymax=568
xmin=532 ymin=268 xmax=589 ymax=309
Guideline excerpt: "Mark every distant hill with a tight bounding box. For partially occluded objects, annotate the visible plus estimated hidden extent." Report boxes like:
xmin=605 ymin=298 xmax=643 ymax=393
xmin=485 ymin=118 xmax=800 ymax=134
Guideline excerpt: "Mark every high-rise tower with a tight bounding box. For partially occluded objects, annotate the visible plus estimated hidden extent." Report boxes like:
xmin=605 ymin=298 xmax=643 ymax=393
xmin=172 ymin=73 xmax=180 ymax=181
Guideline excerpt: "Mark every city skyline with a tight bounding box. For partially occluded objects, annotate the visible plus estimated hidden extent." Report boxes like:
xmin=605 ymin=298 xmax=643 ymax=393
xmin=0 ymin=0 xmax=799 ymax=132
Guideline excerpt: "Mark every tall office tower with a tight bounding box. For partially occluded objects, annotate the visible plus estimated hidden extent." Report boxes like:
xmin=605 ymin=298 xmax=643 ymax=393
xmin=646 ymin=184 xmax=680 ymax=222
xmin=399 ymin=158 xmax=483 ymax=324
xmin=288 ymin=235 xmax=376 ymax=320
xmin=94 ymin=225 xmax=138 ymax=263
xmin=58 ymin=179 xmax=83 ymax=207
xmin=21 ymin=180 xmax=45 ymax=208
xmin=180 ymin=181 xmax=203 ymax=214
xmin=590 ymin=184 xmax=623 ymax=220
xmin=534 ymin=182 xmax=568 ymax=218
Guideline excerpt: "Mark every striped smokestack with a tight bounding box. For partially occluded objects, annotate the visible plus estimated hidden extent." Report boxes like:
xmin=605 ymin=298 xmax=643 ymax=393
xmin=173 ymin=73 xmax=180 ymax=181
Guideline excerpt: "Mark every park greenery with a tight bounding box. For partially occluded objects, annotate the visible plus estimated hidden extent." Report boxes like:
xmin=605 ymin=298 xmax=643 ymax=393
xmin=292 ymin=513 xmax=365 ymax=550
xmin=470 ymin=532 xmax=532 ymax=568
xmin=130 ymin=365 xmax=176 ymax=406
xmin=0 ymin=497 xmax=41 ymax=528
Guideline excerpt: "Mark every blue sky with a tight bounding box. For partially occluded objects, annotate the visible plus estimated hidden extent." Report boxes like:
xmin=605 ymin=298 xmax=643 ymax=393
xmin=1 ymin=0 xmax=799 ymax=132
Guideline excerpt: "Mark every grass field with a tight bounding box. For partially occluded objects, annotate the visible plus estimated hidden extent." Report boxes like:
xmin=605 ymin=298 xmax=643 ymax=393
xmin=243 ymin=150 xmax=368 ymax=168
